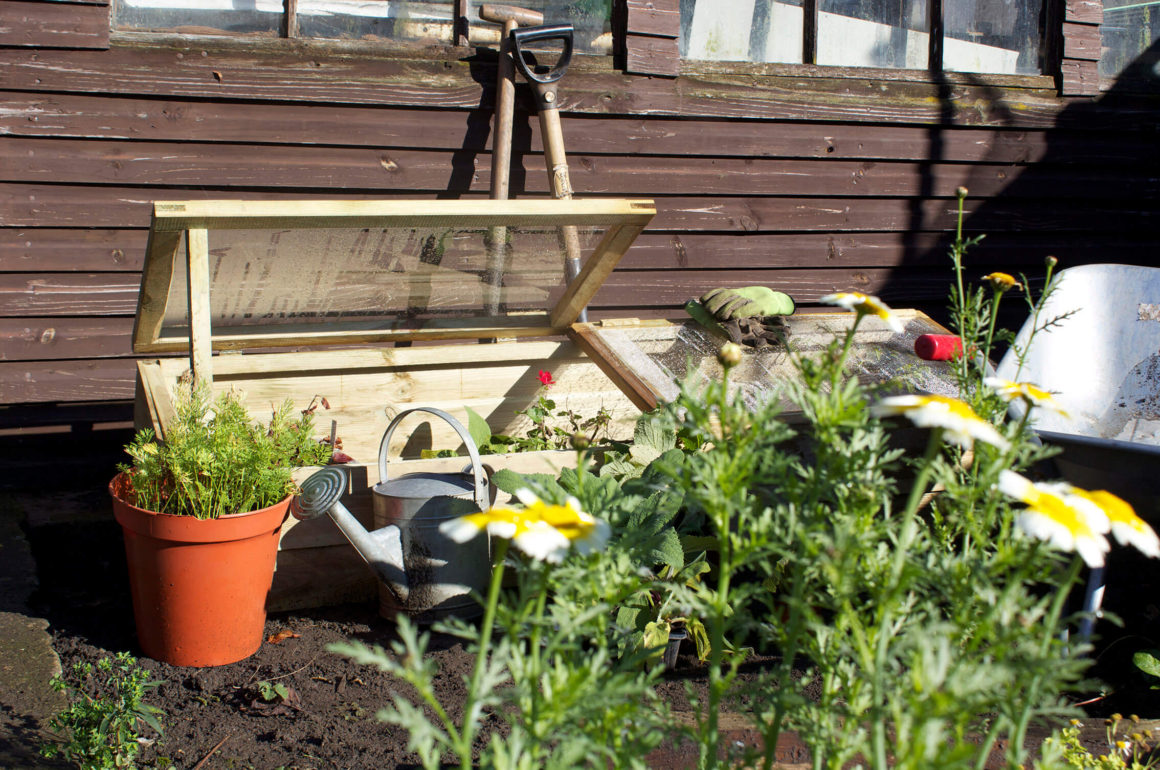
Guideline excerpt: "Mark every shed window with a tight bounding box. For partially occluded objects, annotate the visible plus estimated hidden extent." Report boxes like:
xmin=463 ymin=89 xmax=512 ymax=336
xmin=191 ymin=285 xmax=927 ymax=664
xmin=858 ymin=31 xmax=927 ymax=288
xmin=678 ymin=0 xmax=1045 ymax=74
xmin=113 ymin=0 xmax=613 ymax=54
xmin=1100 ymin=0 xmax=1160 ymax=80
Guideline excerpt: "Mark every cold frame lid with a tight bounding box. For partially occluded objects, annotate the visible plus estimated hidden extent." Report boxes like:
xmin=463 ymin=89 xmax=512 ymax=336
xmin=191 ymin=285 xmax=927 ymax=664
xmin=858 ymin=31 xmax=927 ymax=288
xmin=131 ymin=198 xmax=656 ymax=356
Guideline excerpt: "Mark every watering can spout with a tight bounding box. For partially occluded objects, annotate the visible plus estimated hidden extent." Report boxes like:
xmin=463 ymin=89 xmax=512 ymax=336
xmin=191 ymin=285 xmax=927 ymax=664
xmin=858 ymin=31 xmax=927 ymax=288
xmin=365 ymin=522 xmax=409 ymax=603
xmin=290 ymin=467 xmax=410 ymax=604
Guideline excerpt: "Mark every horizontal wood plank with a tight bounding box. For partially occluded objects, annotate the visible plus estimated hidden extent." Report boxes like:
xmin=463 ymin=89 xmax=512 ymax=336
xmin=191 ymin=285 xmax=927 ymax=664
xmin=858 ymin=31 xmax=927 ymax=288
xmin=5 ymin=185 xmax=1156 ymax=233
xmin=624 ymin=35 xmax=680 ymax=77
xmin=0 ymin=357 xmax=137 ymax=403
xmin=0 ymin=272 xmax=139 ymax=315
xmin=0 ymin=317 xmax=134 ymax=360
xmin=5 ymin=137 xmax=1154 ymax=199
xmin=0 ymin=45 xmax=1075 ymax=128
xmin=14 ymin=227 xmax=1149 ymax=273
xmin=0 ymin=228 xmax=146 ymax=271
xmin=7 ymin=92 xmax=1152 ymax=164
xmin=1062 ymin=22 xmax=1102 ymax=61
xmin=1061 ymin=60 xmax=1100 ymax=96
xmin=1065 ymin=0 xmax=1102 ymax=24
xmin=625 ymin=0 xmax=680 ymax=38
xmin=0 ymin=1 xmax=109 ymax=50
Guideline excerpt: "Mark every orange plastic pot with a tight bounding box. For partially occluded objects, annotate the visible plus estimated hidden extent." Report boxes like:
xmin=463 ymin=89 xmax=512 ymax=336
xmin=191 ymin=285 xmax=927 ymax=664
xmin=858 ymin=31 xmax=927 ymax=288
xmin=109 ymin=472 xmax=290 ymax=667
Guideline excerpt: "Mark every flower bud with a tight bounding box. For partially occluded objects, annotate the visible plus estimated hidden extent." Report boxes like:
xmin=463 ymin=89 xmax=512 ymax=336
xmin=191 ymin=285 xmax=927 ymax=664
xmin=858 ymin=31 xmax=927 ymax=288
xmin=718 ymin=342 xmax=743 ymax=369
xmin=956 ymin=186 xmax=969 ymax=199
xmin=1045 ymin=255 xmax=1058 ymax=269
xmin=570 ymin=432 xmax=591 ymax=451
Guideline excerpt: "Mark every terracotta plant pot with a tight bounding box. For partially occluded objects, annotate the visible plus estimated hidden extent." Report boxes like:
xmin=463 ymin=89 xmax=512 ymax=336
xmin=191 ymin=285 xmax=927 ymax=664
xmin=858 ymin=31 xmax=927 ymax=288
xmin=109 ymin=472 xmax=290 ymax=667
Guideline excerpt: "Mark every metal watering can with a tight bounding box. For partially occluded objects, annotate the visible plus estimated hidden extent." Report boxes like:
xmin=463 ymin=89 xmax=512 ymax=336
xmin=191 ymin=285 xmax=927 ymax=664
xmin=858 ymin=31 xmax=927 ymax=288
xmin=292 ymin=407 xmax=493 ymax=622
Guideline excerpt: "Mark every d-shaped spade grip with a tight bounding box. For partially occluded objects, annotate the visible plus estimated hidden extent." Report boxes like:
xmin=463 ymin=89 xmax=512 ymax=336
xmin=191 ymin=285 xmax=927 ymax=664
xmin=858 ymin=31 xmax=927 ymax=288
xmin=511 ymin=23 xmax=573 ymax=84
xmin=292 ymin=466 xmax=409 ymax=603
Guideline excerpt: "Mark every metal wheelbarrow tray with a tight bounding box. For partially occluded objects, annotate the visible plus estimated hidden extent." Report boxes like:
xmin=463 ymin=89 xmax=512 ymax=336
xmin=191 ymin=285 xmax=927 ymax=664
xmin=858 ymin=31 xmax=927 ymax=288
xmin=996 ymin=263 xmax=1160 ymax=517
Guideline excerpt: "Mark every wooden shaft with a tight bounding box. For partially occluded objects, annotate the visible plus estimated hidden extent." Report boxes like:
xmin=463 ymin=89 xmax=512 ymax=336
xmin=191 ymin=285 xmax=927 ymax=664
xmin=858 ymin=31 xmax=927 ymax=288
xmin=532 ymin=85 xmax=586 ymax=320
xmin=479 ymin=4 xmax=543 ymax=26
xmin=490 ymin=19 xmax=518 ymax=202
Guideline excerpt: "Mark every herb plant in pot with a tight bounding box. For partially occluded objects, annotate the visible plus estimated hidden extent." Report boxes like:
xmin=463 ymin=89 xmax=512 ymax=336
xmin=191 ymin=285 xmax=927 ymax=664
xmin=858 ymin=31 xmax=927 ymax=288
xmin=110 ymin=386 xmax=330 ymax=667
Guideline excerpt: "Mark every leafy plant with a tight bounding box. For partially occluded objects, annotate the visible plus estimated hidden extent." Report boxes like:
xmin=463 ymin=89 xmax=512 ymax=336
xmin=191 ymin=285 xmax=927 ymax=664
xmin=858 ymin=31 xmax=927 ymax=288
xmin=420 ymin=371 xmax=614 ymax=457
xmin=1038 ymin=717 xmax=1159 ymax=769
xmin=119 ymin=385 xmax=331 ymax=518
xmin=41 ymin=652 xmax=164 ymax=769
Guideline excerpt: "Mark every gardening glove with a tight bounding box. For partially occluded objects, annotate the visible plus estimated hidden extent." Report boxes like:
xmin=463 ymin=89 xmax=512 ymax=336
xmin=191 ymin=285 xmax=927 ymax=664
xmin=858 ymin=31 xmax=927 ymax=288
xmin=699 ymin=286 xmax=795 ymax=321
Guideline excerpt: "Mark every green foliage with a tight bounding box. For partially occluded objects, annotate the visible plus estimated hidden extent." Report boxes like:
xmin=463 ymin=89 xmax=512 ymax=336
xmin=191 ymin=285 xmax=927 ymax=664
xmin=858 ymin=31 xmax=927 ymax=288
xmin=1038 ymin=719 xmax=1159 ymax=769
xmin=41 ymin=652 xmax=164 ymax=770
xmin=1132 ymin=649 xmax=1160 ymax=689
xmin=119 ymin=386 xmax=331 ymax=518
xmin=335 ymin=195 xmax=1101 ymax=770
xmin=255 ymin=680 xmax=290 ymax=702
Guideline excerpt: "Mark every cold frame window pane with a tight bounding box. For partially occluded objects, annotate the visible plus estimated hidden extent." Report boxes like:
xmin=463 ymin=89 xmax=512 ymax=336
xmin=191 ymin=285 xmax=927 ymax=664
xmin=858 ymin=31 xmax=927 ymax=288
xmin=943 ymin=0 xmax=1042 ymax=74
xmin=817 ymin=0 xmax=929 ymax=68
xmin=1100 ymin=0 xmax=1160 ymax=80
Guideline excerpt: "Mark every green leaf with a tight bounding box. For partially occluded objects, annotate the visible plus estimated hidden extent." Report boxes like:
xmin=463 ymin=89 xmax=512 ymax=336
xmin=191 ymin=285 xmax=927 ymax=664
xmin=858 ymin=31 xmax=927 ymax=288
xmin=642 ymin=620 xmax=671 ymax=659
xmin=646 ymin=529 xmax=685 ymax=575
xmin=463 ymin=406 xmax=493 ymax=451
xmin=1133 ymin=649 xmax=1160 ymax=679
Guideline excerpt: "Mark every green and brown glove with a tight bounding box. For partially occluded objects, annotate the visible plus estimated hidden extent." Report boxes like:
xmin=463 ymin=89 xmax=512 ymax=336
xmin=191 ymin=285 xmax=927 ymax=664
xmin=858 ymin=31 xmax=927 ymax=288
xmin=685 ymin=286 xmax=795 ymax=348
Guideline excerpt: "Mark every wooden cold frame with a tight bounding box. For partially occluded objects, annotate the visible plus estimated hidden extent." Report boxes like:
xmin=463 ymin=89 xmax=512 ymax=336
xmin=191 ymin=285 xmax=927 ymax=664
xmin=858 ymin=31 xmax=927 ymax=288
xmin=131 ymin=197 xmax=657 ymax=385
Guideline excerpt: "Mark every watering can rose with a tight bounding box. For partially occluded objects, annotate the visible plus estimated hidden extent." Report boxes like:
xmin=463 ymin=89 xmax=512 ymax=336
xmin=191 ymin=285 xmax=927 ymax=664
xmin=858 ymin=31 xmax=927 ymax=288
xmin=440 ymin=489 xmax=610 ymax=563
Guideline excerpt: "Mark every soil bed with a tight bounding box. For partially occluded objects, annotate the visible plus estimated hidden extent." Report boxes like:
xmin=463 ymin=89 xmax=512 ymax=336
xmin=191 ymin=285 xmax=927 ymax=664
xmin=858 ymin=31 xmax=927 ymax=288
xmin=26 ymin=510 xmax=1160 ymax=768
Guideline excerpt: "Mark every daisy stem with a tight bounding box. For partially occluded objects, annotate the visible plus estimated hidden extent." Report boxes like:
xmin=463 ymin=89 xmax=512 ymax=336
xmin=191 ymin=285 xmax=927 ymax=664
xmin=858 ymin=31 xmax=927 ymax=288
xmin=834 ymin=315 xmax=863 ymax=387
xmin=872 ymin=431 xmax=941 ymax=770
xmin=459 ymin=536 xmax=509 ymax=770
xmin=983 ymin=290 xmax=1003 ymax=367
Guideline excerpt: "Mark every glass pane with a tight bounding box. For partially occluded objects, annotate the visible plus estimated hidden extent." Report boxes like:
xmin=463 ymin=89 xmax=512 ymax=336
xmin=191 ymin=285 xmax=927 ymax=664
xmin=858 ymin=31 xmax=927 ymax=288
xmin=944 ymin=0 xmax=1042 ymax=74
xmin=160 ymin=224 xmax=604 ymax=336
xmin=1100 ymin=0 xmax=1160 ymax=80
xmin=466 ymin=0 xmax=613 ymax=55
xmin=114 ymin=0 xmax=282 ymax=35
xmin=298 ymin=1 xmax=454 ymax=44
xmin=681 ymin=0 xmax=805 ymax=63
xmin=818 ymin=0 xmax=929 ymax=68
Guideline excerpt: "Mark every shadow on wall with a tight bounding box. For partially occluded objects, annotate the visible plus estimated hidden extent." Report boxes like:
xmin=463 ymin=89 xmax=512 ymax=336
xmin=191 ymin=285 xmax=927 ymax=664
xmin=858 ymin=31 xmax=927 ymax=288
xmin=892 ymin=39 xmax=1160 ymax=327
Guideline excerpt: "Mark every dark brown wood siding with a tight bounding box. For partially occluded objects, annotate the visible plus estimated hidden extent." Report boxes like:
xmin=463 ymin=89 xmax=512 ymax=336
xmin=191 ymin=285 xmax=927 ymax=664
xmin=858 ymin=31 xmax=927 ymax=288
xmin=1 ymin=19 xmax=1158 ymax=416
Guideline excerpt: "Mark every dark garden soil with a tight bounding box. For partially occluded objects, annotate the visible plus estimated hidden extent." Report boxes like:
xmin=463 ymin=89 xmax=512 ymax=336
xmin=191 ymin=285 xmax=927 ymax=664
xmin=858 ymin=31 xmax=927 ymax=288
xmin=24 ymin=505 xmax=1160 ymax=768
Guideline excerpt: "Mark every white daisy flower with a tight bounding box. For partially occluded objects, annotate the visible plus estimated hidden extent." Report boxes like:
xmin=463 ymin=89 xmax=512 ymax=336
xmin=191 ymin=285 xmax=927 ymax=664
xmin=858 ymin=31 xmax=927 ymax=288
xmin=998 ymin=470 xmax=1111 ymax=568
xmin=819 ymin=291 xmax=905 ymax=334
xmin=983 ymin=377 xmax=1070 ymax=418
xmin=871 ymin=394 xmax=1011 ymax=451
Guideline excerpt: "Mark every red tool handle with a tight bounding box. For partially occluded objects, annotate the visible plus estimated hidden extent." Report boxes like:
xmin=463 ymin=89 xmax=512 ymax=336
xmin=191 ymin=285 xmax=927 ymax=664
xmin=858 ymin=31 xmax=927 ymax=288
xmin=914 ymin=334 xmax=964 ymax=361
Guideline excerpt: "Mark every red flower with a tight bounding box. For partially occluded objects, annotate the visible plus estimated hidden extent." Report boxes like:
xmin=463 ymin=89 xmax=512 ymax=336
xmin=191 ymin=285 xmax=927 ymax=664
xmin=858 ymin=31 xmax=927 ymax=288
xmin=538 ymin=370 xmax=556 ymax=388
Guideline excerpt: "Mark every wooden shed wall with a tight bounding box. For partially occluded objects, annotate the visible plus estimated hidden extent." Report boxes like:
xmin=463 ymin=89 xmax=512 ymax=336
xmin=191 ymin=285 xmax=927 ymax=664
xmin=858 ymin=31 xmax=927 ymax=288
xmin=2 ymin=0 xmax=1159 ymax=421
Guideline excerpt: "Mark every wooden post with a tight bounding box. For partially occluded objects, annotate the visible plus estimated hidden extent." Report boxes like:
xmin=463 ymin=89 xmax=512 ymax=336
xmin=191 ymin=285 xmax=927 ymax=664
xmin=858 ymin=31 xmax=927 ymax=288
xmin=185 ymin=228 xmax=214 ymax=387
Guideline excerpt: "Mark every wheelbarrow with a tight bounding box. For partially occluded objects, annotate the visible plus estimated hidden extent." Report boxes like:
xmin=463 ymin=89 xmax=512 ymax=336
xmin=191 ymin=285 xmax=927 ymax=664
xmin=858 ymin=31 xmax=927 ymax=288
xmin=995 ymin=263 xmax=1160 ymax=640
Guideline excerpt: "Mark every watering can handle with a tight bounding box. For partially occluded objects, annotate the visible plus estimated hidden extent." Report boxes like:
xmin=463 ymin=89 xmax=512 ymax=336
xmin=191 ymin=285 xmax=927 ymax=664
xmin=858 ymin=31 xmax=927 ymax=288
xmin=378 ymin=407 xmax=490 ymax=512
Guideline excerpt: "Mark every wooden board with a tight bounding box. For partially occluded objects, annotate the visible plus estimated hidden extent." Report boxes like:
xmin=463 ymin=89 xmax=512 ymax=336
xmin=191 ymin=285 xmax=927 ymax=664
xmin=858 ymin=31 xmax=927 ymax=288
xmin=0 ymin=1 xmax=109 ymax=50
xmin=135 ymin=340 xmax=642 ymax=463
xmin=6 ymin=136 xmax=1157 ymax=200
xmin=10 ymin=186 xmax=1157 ymax=234
xmin=5 ymin=92 xmax=1152 ymax=164
xmin=0 ymin=45 xmax=1072 ymax=128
